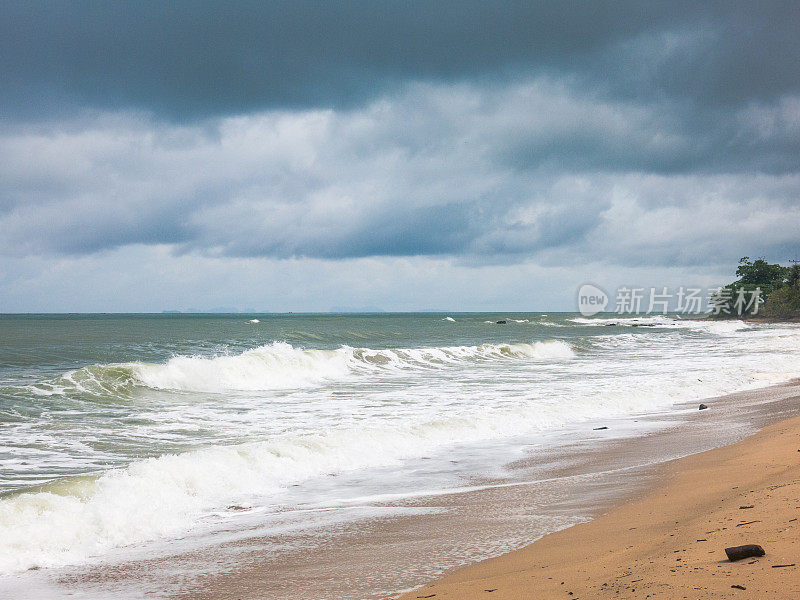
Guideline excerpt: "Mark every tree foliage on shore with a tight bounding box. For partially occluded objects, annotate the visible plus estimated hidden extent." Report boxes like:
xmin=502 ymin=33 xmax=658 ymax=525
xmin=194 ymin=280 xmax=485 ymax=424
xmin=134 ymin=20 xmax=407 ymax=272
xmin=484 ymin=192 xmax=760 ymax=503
xmin=712 ymin=257 xmax=800 ymax=318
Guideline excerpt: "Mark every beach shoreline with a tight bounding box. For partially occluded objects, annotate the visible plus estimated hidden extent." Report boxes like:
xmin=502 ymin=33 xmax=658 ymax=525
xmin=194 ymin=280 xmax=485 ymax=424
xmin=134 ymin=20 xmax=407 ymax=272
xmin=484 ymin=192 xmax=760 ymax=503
xmin=397 ymin=387 xmax=800 ymax=600
xmin=5 ymin=380 xmax=799 ymax=600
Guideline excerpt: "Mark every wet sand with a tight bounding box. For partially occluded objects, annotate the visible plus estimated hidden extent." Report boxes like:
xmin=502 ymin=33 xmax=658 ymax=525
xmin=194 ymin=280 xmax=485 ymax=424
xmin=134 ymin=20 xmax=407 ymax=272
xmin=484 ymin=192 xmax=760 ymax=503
xmin=398 ymin=390 xmax=800 ymax=599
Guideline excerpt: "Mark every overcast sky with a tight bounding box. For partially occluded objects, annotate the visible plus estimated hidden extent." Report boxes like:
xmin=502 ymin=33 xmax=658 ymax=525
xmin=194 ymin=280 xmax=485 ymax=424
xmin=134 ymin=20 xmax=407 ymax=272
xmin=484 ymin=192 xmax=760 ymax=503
xmin=1 ymin=1 xmax=798 ymax=312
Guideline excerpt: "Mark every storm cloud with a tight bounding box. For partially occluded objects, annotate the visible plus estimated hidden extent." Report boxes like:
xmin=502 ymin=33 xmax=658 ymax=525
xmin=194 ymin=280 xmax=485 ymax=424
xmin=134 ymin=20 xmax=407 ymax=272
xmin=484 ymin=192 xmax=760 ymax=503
xmin=2 ymin=1 xmax=798 ymax=119
xmin=0 ymin=1 xmax=798 ymax=310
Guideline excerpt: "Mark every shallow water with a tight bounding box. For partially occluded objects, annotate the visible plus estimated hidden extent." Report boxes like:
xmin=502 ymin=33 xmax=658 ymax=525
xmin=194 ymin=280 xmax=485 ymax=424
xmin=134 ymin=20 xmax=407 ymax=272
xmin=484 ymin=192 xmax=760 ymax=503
xmin=1 ymin=312 xmax=798 ymax=577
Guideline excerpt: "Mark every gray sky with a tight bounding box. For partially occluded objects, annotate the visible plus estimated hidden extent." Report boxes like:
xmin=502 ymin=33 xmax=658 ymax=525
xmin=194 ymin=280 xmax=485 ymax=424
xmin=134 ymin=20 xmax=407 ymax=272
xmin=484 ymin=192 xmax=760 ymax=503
xmin=1 ymin=1 xmax=798 ymax=312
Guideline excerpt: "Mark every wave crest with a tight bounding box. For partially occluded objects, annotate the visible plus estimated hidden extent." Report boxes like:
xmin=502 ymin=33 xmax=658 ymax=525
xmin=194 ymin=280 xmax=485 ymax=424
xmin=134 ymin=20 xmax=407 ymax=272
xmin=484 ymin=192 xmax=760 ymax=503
xmin=36 ymin=340 xmax=575 ymax=396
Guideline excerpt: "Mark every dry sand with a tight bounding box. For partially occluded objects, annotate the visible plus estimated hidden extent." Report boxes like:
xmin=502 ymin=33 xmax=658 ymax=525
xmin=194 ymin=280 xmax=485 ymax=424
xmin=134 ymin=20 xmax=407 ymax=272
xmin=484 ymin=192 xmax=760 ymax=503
xmin=398 ymin=414 xmax=800 ymax=600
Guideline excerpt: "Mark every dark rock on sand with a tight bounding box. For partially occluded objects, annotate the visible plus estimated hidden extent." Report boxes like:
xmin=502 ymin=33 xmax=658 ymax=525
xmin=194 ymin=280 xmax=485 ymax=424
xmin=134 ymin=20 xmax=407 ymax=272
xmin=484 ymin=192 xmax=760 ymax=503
xmin=725 ymin=544 xmax=765 ymax=561
xmin=593 ymin=426 xmax=609 ymax=430
xmin=699 ymin=403 xmax=708 ymax=410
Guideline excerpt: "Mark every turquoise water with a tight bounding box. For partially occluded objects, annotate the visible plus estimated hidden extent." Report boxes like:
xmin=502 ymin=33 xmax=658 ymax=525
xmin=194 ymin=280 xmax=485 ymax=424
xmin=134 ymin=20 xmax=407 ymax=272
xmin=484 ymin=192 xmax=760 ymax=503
xmin=0 ymin=312 xmax=798 ymax=573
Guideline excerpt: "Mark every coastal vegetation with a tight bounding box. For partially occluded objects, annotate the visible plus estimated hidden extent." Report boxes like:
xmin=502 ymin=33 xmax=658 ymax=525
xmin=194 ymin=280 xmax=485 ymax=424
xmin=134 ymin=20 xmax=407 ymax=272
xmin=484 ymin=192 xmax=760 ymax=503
xmin=712 ymin=257 xmax=800 ymax=318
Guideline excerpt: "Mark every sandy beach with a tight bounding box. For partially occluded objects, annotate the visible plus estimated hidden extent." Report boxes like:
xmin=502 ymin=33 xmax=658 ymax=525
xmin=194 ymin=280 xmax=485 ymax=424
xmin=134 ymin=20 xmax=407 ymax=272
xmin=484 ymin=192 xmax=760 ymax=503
xmin=399 ymin=399 xmax=800 ymax=599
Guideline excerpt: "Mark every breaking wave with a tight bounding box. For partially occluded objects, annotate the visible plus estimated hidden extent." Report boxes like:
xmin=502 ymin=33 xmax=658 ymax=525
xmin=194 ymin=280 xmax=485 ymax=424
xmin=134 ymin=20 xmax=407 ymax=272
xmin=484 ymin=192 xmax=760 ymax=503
xmin=0 ymin=373 xmax=633 ymax=574
xmin=3 ymin=323 xmax=800 ymax=574
xmin=32 ymin=340 xmax=575 ymax=397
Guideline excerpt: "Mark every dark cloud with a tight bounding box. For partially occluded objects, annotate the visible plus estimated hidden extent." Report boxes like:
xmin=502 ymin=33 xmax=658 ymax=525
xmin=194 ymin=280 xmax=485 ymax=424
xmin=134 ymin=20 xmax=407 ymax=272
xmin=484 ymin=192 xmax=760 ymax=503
xmin=1 ymin=1 xmax=798 ymax=121
xmin=2 ymin=82 xmax=798 ymax=265
xmin=499 ymin=100 xmax=800 ymax=176
xmin=0 ymin=1 xmax=798 ymax=294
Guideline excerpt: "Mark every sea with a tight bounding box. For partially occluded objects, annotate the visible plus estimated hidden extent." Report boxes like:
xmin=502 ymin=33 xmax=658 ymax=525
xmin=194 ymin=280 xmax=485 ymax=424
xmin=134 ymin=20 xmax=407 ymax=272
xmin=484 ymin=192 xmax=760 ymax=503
xmin=0 ymin=312 xmax=799 ymax=595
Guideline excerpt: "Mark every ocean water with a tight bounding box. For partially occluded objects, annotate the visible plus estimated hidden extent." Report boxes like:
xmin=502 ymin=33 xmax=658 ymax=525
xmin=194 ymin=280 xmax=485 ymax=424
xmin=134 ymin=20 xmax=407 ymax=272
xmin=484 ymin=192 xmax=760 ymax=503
xmin=0 ymin=312 xmax=799 ymax=576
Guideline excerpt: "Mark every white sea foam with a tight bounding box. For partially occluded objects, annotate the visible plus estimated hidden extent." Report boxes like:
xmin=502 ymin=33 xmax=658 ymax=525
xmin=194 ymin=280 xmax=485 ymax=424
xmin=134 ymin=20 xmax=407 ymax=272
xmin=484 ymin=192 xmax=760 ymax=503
xmin=248 ymin=319 xmax=260 ymax=323
xmin=45 ymin=340 xmax=576 ymax=396
xmin=132 ymin=343 xmax=353 ymax=392
xmin=1 ymin=329 xmax=796 ymax=573
xmin=3 ymin=322 xmax=800 ymax=575
xmin=443 ymin=316 xmax=456 ymax=322
xmin=0 ymin=349 xmax=751 ymax=572
xmin=502 ymin=340 xmax=574 ymax=359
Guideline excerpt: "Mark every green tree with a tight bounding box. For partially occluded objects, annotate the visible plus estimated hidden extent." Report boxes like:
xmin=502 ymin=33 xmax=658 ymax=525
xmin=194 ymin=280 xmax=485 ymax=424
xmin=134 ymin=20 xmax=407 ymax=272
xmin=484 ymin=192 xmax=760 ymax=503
xmin=762 ymin=263 xmax=800 ymax=318
xmin=734 ymin=257 xmax=787 ymax=291
xmin=788 ymin=264 xmax=800 ymax=288
xmin=711 ymin=257 xmax=791 ymax=318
